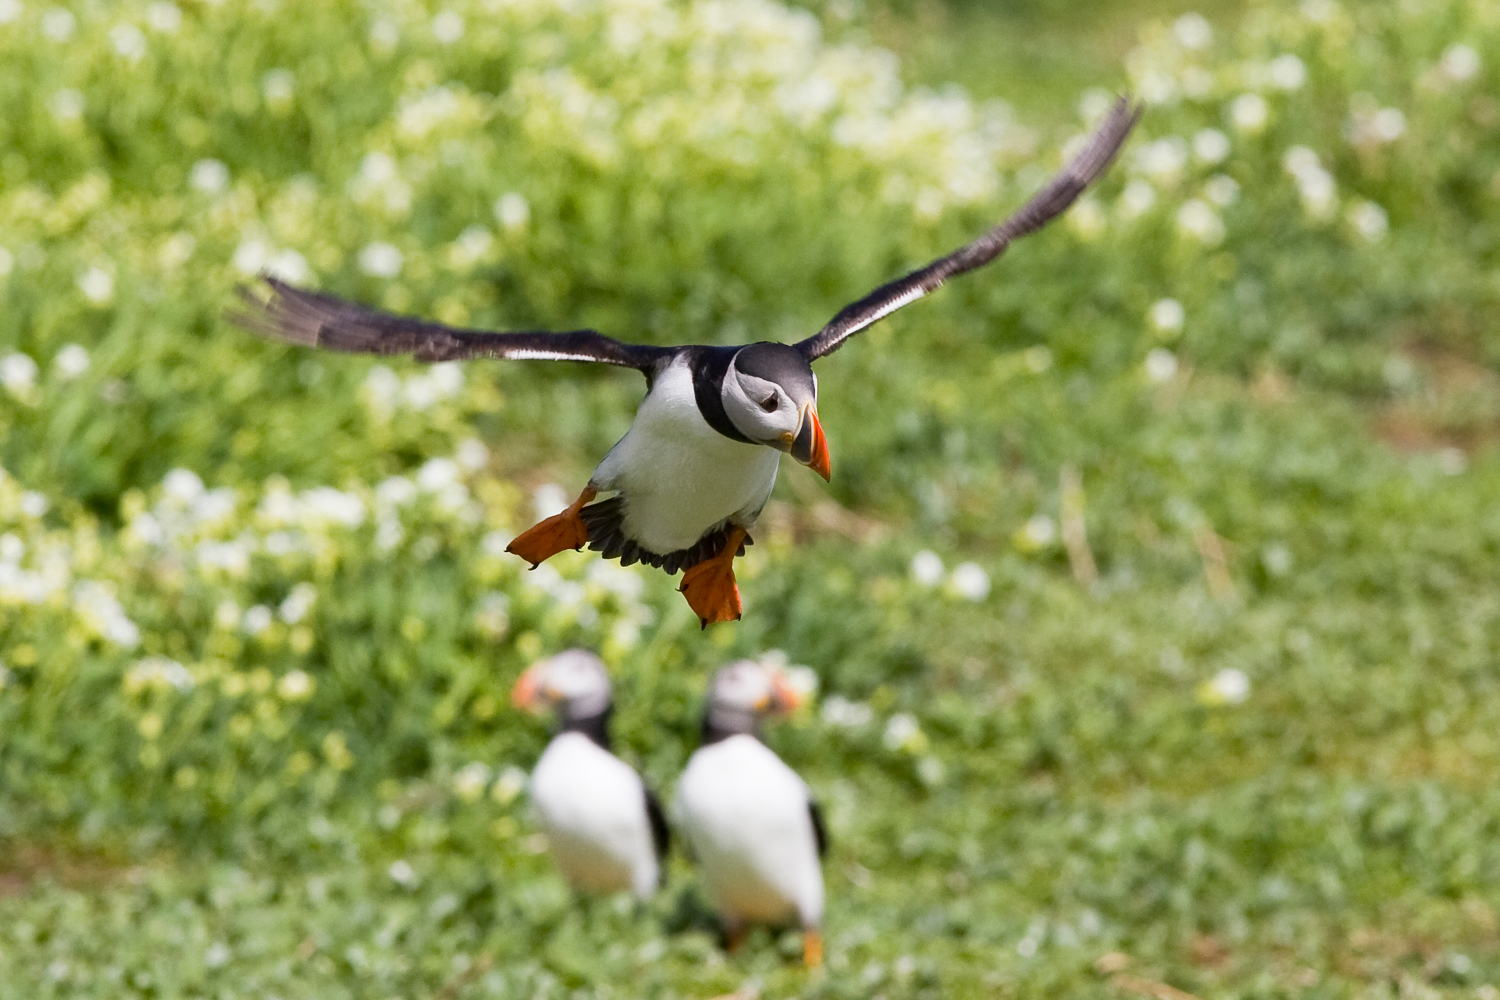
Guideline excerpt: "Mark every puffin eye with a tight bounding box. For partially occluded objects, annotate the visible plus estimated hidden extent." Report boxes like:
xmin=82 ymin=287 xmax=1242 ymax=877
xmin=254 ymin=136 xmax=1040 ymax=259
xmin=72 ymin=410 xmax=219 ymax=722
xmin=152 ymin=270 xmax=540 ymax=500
xmin=759 ymin=393 xmax=778 ymax=413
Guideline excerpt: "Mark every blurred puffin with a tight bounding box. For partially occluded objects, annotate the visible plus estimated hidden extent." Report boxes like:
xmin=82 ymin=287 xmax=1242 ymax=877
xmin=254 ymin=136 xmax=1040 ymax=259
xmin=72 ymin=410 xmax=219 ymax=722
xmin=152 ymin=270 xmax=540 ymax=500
xmin=676 ymin=659 xmax=827 ymax=967
xmin=511 ymin=649 xmax=669 ymax=899
xmin=233 ymin=98 xmax=1140 ymax=626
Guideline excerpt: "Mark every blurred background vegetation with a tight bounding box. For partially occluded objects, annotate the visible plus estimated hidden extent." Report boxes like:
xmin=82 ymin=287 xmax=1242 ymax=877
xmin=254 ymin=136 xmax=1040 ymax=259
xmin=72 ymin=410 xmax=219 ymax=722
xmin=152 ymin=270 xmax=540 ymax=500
xmin=2 ymin=0 xmax=1500 ymax=996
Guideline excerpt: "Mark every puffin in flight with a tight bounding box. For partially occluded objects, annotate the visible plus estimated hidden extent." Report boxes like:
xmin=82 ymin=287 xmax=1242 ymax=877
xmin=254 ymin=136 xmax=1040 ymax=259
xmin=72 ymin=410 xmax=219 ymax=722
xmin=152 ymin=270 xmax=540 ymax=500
xmin=511 ymin=649 xmax=670 ymax=900
xmin=233 ymin=97 xmax=1140 ymax=626
xmin=676 ymin=658 xmax=827 ymax=966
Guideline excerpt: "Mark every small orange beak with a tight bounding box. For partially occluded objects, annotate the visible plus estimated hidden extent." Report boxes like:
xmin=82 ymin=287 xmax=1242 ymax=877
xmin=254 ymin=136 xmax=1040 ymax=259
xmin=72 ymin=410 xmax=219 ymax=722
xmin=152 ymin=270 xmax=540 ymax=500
xmin=770 ymin=670 xmax=805 ymax=713
xmin=511 ymin=666 xmax=543 ymax=713
xmin=790 ymin=404 xmax=831 ymax=482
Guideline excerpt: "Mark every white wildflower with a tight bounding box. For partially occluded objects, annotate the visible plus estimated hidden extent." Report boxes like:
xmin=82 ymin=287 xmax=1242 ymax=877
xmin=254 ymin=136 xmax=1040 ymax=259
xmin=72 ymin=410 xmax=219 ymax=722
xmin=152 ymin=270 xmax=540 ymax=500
xmin=299 ymin=487 xmax=365 ymax=528
xmin=456 ymin=438 xmax=490 ymax=471
xmin=203 ymin=943 xmax=231 ymax=970
xmin=375 ymin=476 xmax=417 ymax=507
xmin=949 ymin=562 xmax=991 ymax=601
xmin=77 ymin=266 xmax=114 ymax=305
xmin=51 ymin=88 xmax=83 ymax=121
xmin=1261 ymin=544 xmax=1293 ymax=577
xmin=1440 ymin=44 xmax=1480 ymax=83
xmin=162 ymin=468 xmax=205 ymax=505
xmin=1173 ymin=13 xmax=1212 ymax=50
xmin=146 ymin=3 xmax=181 ymax=33
xmin=432 ymin=10 xmax=463 ymax=44
xmin=41 ymin=7 xmax=75 ymax=42
xmin=1229 ymin=93 xmax=1268 ymax=134
xmin=195 ymin=538 xmax=251 ymax=576
xmin=1300 ymin=0 xmax=1337 ymax=22
xmin=125 ymin=657 xmax=194 ymax=694
xmin=73 ymin=580 xmax=140 ymax=648
xmin=1145 ymin=348 xmax=1179 ymax=383
xmin=388 ymin=860 xmax=418 ymax=888
xmin=369 ymin=19 xmax=399 ymax=53
xmin=277 ymin=669 xmax=315 ymax=701
xmin=495 ymin=192 xmax=530 ymax=230
xmin=362 ymin=365 xmax=401 ymax=415
xmin=0 ymin=534 xmax=21 ymax=563
xmin=449 ymin=225 xmax=493 ymax=266
xmin=1136 ymin=137 xmax=1188 ymax=185
xmin=453 ymin=762 xmax=490 ymax=802
xmin=53 ymin=343 xmax=89 ymax=379
xmin=358 ymin=242 xmax=403 ymax=278
xmin=1204 ymin=174 xmax=1240 ymax=207
xmin=1192 ymin=128 xmax=1229 ymax=165
xmin=1118 ymin=180 xmax=1156 ymax=219
xmin=910 ymin=549 xmax=944 ymax=587
xmin=491 ymin=766 xmax=528 ymax=805
xmin=19 ymin=491 xmax=46 ymax=518
xmin=883 ymin=713 xmax=924 ymax=752
xmin=242 ymin=604 xmax=273 ymax=636
xmin=821 ymin=695 xmax=873 ymax=728
xmin=416 ymin=457 xmax=460 ymax=492
xmin=1150 ymin=298 xmax=1185 ymax=333
xmin=1069 ymin=198 xmax=1106 ymax=240
xmin=532 ymin=484 xmax=570 ymax=521
xmin=1 ymin=352 xmax=38 ymax=395
xmin=1177 ymin=199 xmax=1224 ymax=244
xmin=261 ymin=69 xmax=295 ymax=107
xmin=264 ymin=249 xmax=309 ymax=284
xmin=1370 ymin=107 xmax=1405 ymax=143
xmin=0 ymin=0 xmax=21 ymax=25
xmin=279 ymin=582 xmax=316 ymax=624
xmin=403 ymin=373 xmax=439 ymax=411
xmin=110 ymin=23 xmax=147 ymax=60
xmin=1268 ymin=53 xmax=1306 ymax=90
xmin=1020 ymin=514 xmax=1056 ymax=548
xmin=1200 ymin=667 xmax=1250 ymax=705
xmin=232 ymin=238 xmax=271 ymax=275
xmin=0 ymin=248 xmax=12 ymax=277
xmin=428 ymin=362 xmax=463 ymax=396
xmin=1348 ymin=200 xmax=1388 ymax=241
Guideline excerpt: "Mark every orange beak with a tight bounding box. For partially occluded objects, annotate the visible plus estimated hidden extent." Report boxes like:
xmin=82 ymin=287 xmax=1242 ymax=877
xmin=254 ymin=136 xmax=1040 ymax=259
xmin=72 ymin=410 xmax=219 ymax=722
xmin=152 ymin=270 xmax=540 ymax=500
xmin=790 ymin=403 xmax=831 ymax=482
xmin=770 ymin=670 xmax=805 ymax=713
xmin=511 ymin=665 xmax=543 ymax=713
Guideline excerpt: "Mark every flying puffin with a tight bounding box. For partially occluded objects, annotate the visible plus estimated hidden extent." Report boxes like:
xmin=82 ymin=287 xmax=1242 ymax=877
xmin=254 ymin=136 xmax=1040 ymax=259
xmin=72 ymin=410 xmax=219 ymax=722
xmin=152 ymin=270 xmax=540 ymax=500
xmin=675 ymin=659 xmax=827 ymax=967
xmin=511 ymin=649 xmax=669 ymax=899
xmin=233 ymin=97 xmax=1140 ymax=626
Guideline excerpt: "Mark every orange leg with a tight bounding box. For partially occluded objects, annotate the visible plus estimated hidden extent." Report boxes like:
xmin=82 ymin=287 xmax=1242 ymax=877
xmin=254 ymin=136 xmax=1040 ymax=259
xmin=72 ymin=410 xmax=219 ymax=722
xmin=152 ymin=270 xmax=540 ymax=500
xmin=803 ymin=929 xmax=823 ymax=969
xmin=505 ymin=487 xmax=596 ymax=568
xmin=679 ymin=525 xmax=746 ymax=628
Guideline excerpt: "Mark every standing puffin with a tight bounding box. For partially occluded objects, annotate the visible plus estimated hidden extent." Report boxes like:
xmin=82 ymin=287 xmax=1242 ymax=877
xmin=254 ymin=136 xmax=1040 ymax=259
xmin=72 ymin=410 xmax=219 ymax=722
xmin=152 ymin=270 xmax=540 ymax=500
xmin=233 ymin=98 xmax=1140 ymax=626
xmin=676 ymin=659 xmax=827 ymax=967
xmin=511 ymin=649 xmax=669 ymax=900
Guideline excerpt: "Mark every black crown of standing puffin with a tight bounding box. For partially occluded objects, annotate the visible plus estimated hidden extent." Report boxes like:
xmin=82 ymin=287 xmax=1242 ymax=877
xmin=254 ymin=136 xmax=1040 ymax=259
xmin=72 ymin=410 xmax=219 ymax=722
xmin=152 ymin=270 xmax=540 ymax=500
xmin=233 ymin=97 xmax=1141 ymax=627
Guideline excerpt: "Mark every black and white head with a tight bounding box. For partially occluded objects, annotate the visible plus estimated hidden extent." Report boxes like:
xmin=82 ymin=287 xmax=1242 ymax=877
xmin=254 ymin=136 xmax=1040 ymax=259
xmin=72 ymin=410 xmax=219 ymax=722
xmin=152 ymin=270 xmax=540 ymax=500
xmin=721 ymin=343 xmax=830 ymax=481
xmin=512 ymin=649 xmax=614 ymax=725
xmin=702 ymin=658 xmax=805 ymax=742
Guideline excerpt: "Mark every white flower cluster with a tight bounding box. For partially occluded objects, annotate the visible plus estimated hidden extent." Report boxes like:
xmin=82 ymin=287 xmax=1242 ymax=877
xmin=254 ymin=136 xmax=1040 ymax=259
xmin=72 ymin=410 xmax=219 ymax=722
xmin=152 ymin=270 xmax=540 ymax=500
xmin=362 ymin=362 xmax=464 ymax=417
xmin=908 ymin=550 xmax=991 ymax=601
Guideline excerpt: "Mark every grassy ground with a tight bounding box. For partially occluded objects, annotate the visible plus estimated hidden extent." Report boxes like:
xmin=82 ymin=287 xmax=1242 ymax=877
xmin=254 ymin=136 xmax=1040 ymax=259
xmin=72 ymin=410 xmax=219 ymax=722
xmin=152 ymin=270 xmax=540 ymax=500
xmin=3 ymin=0 xmax=1500 ymax=997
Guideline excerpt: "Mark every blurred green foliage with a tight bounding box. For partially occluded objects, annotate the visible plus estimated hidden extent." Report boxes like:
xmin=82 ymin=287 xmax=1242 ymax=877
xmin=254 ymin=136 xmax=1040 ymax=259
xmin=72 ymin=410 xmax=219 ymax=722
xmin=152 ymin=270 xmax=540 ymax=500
xmin=2 ymin=0 xmax=1500 ymax=996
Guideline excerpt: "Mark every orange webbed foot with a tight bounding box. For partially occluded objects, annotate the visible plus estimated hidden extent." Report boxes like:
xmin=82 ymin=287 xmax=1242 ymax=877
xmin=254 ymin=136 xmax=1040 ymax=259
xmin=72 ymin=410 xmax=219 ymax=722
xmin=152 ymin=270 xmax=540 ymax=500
xmin=803 ymin=929 xmax=823 ymax=969
xmin=506 ymin=487 xmax=596 ymax=568
xmin=679 ymin=526 xmax=746 ymax=627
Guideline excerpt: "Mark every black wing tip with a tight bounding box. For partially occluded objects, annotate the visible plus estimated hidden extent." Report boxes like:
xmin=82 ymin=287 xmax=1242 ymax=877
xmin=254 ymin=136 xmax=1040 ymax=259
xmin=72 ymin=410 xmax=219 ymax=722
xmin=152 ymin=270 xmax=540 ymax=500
xmin=225 ymin=273 xmax=324 ymax=347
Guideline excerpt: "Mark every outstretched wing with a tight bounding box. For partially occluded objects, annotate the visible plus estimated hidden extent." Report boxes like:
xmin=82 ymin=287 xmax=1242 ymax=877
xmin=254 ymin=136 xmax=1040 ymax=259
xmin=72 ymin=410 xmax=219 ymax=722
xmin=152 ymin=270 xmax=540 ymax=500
xmin=231 ymin=277 xmax=671 ymax=372
xmin=794 ymin=95 xmax=1142 ymax=362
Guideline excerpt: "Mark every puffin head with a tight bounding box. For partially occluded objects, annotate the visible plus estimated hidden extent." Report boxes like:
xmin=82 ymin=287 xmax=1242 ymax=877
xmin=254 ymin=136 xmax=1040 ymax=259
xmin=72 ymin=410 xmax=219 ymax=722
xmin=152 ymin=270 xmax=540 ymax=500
xmin=702 ymin=658 xmax=806 ymax=740
xmin=511 ymin=649 xmax=613 ymax=723
xmin=721 ymin=343 xmax=831 ymax=481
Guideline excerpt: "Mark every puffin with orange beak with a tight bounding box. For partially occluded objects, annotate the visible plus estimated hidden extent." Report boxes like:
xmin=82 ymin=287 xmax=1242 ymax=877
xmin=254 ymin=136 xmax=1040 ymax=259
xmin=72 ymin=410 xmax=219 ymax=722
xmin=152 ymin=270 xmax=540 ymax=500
xmin=676 ymin=658 xmax=828 ymax=967
xmin=231 ymin=97 xmax=1139 ymax=625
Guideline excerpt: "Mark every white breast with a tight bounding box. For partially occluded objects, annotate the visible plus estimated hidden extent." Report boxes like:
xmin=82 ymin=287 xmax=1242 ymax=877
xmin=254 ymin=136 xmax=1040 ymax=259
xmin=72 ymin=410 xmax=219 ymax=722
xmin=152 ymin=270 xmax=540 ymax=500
xmin=590 ymin=359 xmax=782 ymax=555
xmin=528 ymin=732 xmax=661 ymax=899
xmin=676 ymin=735 xmax=824 ymax=928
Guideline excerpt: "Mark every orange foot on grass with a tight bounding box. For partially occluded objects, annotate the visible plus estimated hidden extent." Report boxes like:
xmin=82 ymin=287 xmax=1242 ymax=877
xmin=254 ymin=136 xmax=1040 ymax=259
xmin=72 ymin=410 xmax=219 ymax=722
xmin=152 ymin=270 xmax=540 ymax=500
xmin=803 ymin=929 xmax=823 ymax=969
xmin=679 ymin=525 xmax=747 ymax=628
xmin=506 ymin=487 xmax=596 ymax=568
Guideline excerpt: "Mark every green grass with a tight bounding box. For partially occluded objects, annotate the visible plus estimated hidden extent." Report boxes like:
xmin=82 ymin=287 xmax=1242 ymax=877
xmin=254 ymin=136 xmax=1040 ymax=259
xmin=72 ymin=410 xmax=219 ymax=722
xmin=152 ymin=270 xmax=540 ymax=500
xmin=3 ymin=0 xmax=1500 ymax=996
